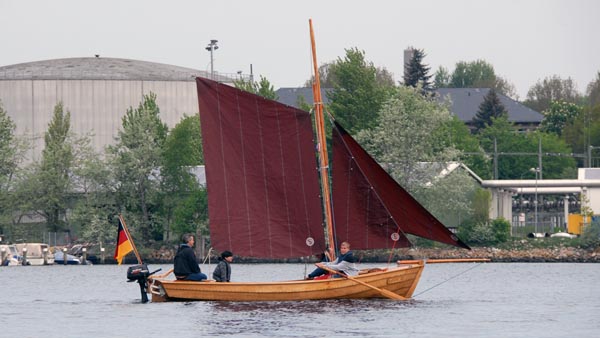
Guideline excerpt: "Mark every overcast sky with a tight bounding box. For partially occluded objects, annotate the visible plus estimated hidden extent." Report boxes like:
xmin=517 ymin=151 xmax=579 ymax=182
xmin=1 ymin=0 xmax=598 ymax=99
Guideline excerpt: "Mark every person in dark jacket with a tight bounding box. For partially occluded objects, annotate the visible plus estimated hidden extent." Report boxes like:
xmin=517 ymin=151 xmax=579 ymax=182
xmin=212 ymin=250 xmax=233 ymax=282
xmin=174 ymin=233 xmax=207 ymax=281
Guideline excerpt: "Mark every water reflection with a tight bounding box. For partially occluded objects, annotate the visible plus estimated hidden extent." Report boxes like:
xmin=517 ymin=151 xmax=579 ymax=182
xmin=209 ymin=298 xmax=416 ymax=313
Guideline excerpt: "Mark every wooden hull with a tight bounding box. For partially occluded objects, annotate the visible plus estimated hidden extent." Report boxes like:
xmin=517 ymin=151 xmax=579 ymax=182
xmin=148 ymin=263 xmax=424 ymax=302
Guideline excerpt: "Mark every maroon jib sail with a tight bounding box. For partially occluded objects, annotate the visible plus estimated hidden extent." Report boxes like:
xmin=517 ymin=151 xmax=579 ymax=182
xmin=331 ymin=121 xmax=470 ymax=250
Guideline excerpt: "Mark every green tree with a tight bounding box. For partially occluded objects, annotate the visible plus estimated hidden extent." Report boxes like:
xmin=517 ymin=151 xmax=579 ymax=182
xmin=580 ymin=219 xmax=600 ymax=249
xmin=233 ymin=77 xmax=256 ymax=93
xmin=491 ymin=218 xmax=511 ymax=243
xmin=171 ymin=187 xmax=209 ymax=239
xmin=163 ymin=115 xmax=203 ymax=167
xmin=418 ymin=170 xmax=478 ymax=227
xmin=160 ymin=114 xmax=205 ymax=241
xmin=109 ymin=93 xmax=168 ymax=242
xmin=540 ymin=101 xmax=582 ymax=136
xmin=448 ymin=60 xmax=516 ymax=98
xmin=356 ymin=86 xmax=480 ymax=227
xmin=0 ymin=102 xmax=17 ymax=182
xmin=328 ymin=48 xmax=394 ymax=133
xmin=0 ymin=102 xmax=27 ymax=236
xmin=450 ymin=60 xmax=496 ymax=88
xmin=458 ymin=194 xmax=511 ymax=246
xmin=472 ymin=89 xmax=508 ymax=132
xmin=36 ymin=102 xmax=74 ymax=231
xmin=472 ymin=188 xmax=491 ymax=223
xmin=403 ymin=48 xmax=432 ymax=90
xmin=304 ymin=61 xmax=394 ymax=88
xmin=443 ymin=116 xmax=490 ymax=179
xmin=303 ymin=62 xmax=337 ymax=88
xmin=256 ymin=76 xmax=278 ymax=100
xmin=479 ymin=116 xmax=576 ymax=179
xmin=563 ymin=105 xmax=600 ymax=164
xmin=586 ymin=71 xmax=600 ymax=108
xmin=434 ymin=66 xmax=451 ymax=88
xmin=234 ymin=76 xmax=278 ymax=100
xmin=295 ymin=95 xmax=313 ymax=112
xmin=524 ymin=75 xmax=581 ymax=113
xmin=356 ymin=86 xmax=458 ymax=193
xmin=69 ymin=140 xmax=115 ymax=245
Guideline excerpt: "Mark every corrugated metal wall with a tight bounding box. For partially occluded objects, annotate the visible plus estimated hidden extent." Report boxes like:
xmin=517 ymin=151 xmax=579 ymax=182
xmin=0 ymin=79 xmax=199 ymax=160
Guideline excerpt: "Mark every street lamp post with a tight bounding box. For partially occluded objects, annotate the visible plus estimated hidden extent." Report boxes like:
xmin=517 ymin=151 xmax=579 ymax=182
xmin=530 ymin=167 xmax=540 ymax=234
xmin=205 ymin=39 xmax=219 ymax=79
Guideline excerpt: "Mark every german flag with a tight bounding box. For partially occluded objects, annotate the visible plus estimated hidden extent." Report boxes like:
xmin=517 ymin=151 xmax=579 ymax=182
xmin=114 ymin=217 xmax=133 ymax=265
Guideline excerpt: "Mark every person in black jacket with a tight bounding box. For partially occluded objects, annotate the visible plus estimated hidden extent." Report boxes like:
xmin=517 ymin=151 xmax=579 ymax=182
xmin=174 ymin=233 xmax=207 ymax=281
xmin=212 ymin=250 xmax=233 ymax=282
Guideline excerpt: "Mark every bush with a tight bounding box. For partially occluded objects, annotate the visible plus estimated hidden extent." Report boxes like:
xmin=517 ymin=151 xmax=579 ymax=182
xmin=492 ymin=218 xmax=511 ymax=243
xmin=458 ymin=217 xmax=511 ymax=245
xmin=580 ymin=221 xmax=600 ymax=249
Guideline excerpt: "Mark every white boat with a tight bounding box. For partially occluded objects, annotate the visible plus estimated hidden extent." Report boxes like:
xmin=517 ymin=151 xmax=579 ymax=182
xmin=53 ymin=249 xmax=90 ymax=265
xmin=0 ymin=244 xmax=22 ymax=266
xmin=550 ymin=232 xmax=578 ymax=239
xmin=14 ymin=243 xmax=54 ymax=265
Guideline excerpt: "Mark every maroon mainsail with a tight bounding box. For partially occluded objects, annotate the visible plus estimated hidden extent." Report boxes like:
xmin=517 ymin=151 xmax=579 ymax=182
xmin=331 ymin=121 xmax=470 ymax=250
xmin=197 ymin=78 xmax=325 ymax=258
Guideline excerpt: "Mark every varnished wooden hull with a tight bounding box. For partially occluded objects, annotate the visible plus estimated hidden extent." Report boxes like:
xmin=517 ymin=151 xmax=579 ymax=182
xmin=148 ymin=263 xmax=424 ymax=302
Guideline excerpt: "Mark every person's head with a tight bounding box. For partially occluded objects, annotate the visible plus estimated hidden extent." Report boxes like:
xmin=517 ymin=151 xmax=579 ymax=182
xmin=339 ymin=242 xmax=351 ymax=255
xmin=221 ymin=250 xmax=233 ymax=262
xmin=182 ymin=233 xmax=195 ymax=246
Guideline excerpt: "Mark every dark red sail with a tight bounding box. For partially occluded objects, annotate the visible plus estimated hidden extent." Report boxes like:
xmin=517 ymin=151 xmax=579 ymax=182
xmin=196 ymin=78 xmax=326 ymax=258
xmin=332 ymin=121 xmax=470 ymax=250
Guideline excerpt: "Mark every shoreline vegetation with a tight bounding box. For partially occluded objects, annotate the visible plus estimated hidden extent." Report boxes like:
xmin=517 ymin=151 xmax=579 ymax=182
xmin=140 ymin=242 xmax=600 ymax=265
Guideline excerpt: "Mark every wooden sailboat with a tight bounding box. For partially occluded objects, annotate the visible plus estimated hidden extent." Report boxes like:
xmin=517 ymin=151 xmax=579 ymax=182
xmin=147 ymin=20 xmax=469 ymax=302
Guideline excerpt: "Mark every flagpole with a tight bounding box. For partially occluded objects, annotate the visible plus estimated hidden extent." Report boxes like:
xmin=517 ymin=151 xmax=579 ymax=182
xmin=119 ymin=214 xmax=143 ymax=264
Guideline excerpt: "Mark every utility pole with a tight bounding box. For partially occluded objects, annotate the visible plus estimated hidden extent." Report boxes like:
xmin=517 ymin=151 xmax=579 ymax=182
xmin=530 ymin=167 xmax=540 ymax=234
xmin=205 ymin=39 xmax=219 ymax=79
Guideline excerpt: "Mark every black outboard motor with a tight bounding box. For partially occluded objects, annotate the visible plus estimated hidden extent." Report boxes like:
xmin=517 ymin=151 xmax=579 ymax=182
xmin=127 ymin=264 xmax=161 ymax=303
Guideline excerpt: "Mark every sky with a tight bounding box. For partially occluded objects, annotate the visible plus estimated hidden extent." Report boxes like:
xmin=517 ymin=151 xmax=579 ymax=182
xmin=1 ymin=0 xmax=599 ymax=100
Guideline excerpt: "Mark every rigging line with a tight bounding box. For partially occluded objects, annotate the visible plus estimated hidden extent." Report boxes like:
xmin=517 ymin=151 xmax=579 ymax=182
xmin=202 ymin=247 xmax=214 ymax=265
xmin=411 ymin=262 xmax=486 ymax=298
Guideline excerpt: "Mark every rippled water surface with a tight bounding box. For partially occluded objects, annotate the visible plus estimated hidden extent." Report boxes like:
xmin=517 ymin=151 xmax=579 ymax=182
xmin=1 ymin=262 xmax=598 ymax=337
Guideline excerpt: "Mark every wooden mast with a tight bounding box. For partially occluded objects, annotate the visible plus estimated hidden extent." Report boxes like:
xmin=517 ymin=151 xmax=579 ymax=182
xmin=309 ymin=19 xmax=336 ymax=259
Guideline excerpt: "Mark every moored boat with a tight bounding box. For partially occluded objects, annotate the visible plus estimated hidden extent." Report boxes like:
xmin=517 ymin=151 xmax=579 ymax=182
xmin=0 ymin=244 xmax=23 ymax=266
xmin=14 ymin=243 xmax=54 ymax=265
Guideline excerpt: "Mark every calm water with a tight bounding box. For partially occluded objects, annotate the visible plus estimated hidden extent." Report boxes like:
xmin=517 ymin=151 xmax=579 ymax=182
xmin=1 ymin=262 xmax=598 ymax=338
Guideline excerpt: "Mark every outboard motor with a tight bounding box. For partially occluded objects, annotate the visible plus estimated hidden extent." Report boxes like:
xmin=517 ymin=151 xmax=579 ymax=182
xmin=127 ymin=264 xmax=161 ymax=303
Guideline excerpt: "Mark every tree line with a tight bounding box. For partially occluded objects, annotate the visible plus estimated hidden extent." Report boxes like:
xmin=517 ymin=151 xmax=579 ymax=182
xmin=0 ymin=94 xmax=207 ymax=250
xmin=1 ymin=46 xmax=600 ymax=248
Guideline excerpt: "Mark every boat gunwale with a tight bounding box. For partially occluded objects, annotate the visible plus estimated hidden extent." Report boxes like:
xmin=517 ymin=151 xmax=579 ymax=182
xmin=150 ymin=264 xmax=419 ymax=286
xmin=148 ymin=263 xmax=424 ymax=302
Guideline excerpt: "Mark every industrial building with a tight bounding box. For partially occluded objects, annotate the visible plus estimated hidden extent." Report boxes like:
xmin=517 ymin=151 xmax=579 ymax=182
xmin=0 ymin=57 xmax=231 ymax=161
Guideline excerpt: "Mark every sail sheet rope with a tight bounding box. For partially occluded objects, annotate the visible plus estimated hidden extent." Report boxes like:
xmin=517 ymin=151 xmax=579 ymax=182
xmin=411 ymin=262 xmax=486 ymax=298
